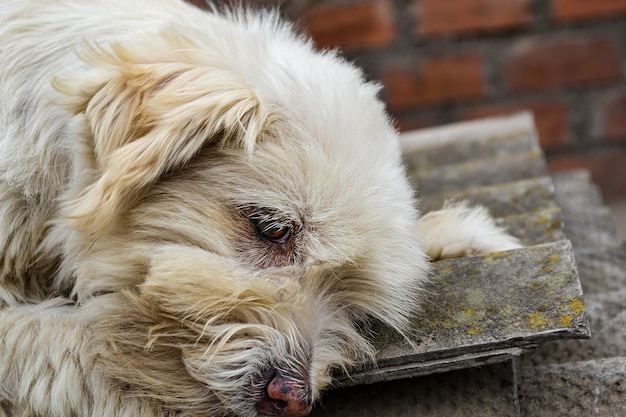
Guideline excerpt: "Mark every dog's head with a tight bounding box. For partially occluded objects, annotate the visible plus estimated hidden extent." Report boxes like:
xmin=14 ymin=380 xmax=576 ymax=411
xmin=56 ymin=12 xmax=429 ymax=417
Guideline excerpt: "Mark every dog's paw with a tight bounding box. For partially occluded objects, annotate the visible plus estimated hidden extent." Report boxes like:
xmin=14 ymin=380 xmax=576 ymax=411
xmin=418 ymin=201 xmax=522 ymax=261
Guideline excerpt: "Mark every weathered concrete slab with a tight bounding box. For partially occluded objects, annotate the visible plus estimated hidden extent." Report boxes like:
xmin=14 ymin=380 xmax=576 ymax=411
xmin=495 ymin=206 xmax=566 ymax=246
xmin=576 ymin=243 xmax=626 ymax=295
xmin=518 ymin=171 xmax=624 ymax=367
xmin=419 ymin=177 xmax=556 ymax=217
xmin=337 ymin=240 xmax=589 ymax=387
xmin=400 ymin=113 xmax=546 ymax=193
xmin=408 ymin=151 xmax=547 ymax=194
xmin=561 ymin=206 xmax=619 ymax=249
xmin=313 ymin=360 xmax=520 ymax=417
xmin=400 ymin=112 xmax=539 ymax=155
xmin=523 ymin=294 xmax=626 ymax=366
xmin=519 ymin=357 xmax=626 ymax=417
xmin=522 ymin=243 xmax=626 ymax=366
xmin=550 ymin=170 xmax=618 ymax=248
xmin=402 ymin=128 xmax=538 ymax=172
xmin=552 ymin=170 xmax=604 ymax=210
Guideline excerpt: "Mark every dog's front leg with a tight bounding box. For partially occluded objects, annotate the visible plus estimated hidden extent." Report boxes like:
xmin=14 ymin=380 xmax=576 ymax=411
xmin=418 ymin=201 xmax=522 ymax=261
xmin=0 ymin=300 xmax=162 ymax=417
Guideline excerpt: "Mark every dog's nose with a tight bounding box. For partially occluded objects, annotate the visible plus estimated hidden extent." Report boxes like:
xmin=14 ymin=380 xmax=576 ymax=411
xmin=256 ymin=373 xmax=313 ymax=416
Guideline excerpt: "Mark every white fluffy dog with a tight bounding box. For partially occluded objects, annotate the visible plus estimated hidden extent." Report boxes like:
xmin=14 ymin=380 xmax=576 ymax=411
xmin=0 ymin=1 xmax=520 ymax=416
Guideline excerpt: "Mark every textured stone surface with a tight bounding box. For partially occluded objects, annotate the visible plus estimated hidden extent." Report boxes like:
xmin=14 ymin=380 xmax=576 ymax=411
xmin=341 ymin=240 xmax=588 ymax=386
xmin=409 ymin=151 xmax=546 ymax=194
xmin=495 ymin=207 xmax=566 ymax=246
xmin=313 ymin=360 xmax=520 ymax=417
xmin=552 ymin=172 xmax=619 ymax=248
xmin=403 ymin=129 xmax=537 ymax=172
xmin=552 ymin=169 xmax=604 ymax=210
xmin=577 ymin=243 xmax=626 ymax=295
xmin=522 ymin=242 xmax=626 ymax=366
xmin=420 ymin=177 xmax=556 ymax=217
xmin=519 ymin=357 xmax=626 ymax=416
xmin=401 ymin=112 xmax=539 ymax=157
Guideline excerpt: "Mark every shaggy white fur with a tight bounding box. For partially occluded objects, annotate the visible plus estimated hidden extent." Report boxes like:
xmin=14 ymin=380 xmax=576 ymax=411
xmin=0 ymin=1 xmax=520 ymax=416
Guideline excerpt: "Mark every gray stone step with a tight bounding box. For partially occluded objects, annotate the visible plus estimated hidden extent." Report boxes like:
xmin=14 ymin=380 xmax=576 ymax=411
xmin=316 ymin=357 xmax=626 ymax=417
xmin=408 ymin=151 xmax=547 ymax=194
xmin=519 ymin=172 xmax=624 ymax=367
xmin=562 ymin=206 xmax=619 ymax=249
xmin=402 ymin=124 xmax=538 ymax=172
xmin=522 ymin=243 xmax=626 ymax=366
xmin=401 ymin=112 xmax=540 ymax=160
xmin=519 ymin=357 xmax=626 ymax=417
xmin=338 ymin=240 xmax=588 ymax=387
xmin=495 ymin=207 xmax=567 ymax=246
xmin=552 ymin=170 xmax=604 ymax=210
xmin=551 ymin=170 xmax=619 ymax=248
xmin=420 ymin=177 xmax=556 ymax=217
xmin=313 ymin=360 xmax=520 ymax=417
xmin=577 ymin=243 xmax=626 ymax=295
xmin=401 ymin=112 xmax=546 ymax=194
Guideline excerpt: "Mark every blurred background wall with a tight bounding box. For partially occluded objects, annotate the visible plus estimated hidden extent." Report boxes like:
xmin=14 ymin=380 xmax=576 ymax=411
xmin=190 ymin=0 xmax=626 ymax=207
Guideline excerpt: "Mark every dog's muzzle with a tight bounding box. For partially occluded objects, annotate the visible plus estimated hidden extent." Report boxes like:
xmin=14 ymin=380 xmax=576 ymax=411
xmin=256 ymin=372 xmax=313 ymax=417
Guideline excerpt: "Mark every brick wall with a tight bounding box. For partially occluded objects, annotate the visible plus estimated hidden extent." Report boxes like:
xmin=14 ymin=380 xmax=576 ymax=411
xmin=190 ymin=0 xmax=626 ymax=202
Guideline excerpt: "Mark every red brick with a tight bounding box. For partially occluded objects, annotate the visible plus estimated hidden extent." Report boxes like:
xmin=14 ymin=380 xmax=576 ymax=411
xmin=383 ymin=55 xmax=487 ymax=110
xmin=417 ymin=0 xmax=531 ymax=36
xmin=303 ymin=1 xmax=395 ymax=50
xmin=548 ymin=151 xmax=626 ymax=202
xmin=552 ymin=0 xmax=626 ymax=22
xmin=463 ymin=102 xmax=569 ymax=150
xmin=600 ymin=91 xmax=626 ymax=141
xmin=185 ymin=0 xmax=204 ymax=8
xmin=506 ymin=36 xmax=622 ymax=93
xmin=394 ymin=118 xmax=433 ymax=132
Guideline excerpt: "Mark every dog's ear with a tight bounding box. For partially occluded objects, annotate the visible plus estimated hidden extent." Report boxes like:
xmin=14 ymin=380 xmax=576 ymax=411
xmin=57 ymin=40 xmax=268 ymax=235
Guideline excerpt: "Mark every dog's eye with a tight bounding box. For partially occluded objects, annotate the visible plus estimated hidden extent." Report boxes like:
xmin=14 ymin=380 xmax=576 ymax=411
xmin=252 ymin=219 xmax=292 ymax=244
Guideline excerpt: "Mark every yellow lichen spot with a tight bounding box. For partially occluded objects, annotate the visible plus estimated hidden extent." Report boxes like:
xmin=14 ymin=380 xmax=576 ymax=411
xmin=528 ymin=312 xmax=550 ymax=329
xmin=465 ymin=308 xmax=476 ymax=317
xmin=546 ymin=254 xmax=560 ymax=264
xmin=486 ymin=251 xmax=510 ymax=259
xmin=467 ymin=327 xmax=483 ymax=335
xmin=537 ymin=253 xmax=560 ymax=264
xmin=486 ymin=306 xmax=499 ymax=315
xmin=531 ymin=281 xmax=543 ymax=289
xmin=570 ymin=298 xmax=584 ymax=314
xmin=439 ymin=266 xmax=454 ymax=275
xmin=559 ymin=315 xmax=574 ymax=328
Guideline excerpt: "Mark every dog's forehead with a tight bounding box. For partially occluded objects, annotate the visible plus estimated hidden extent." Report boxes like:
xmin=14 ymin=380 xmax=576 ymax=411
xmin=230 ymin=25 xmax=399 ymax=156
xmin=240 ymin=53 xmax=409 ymax=216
